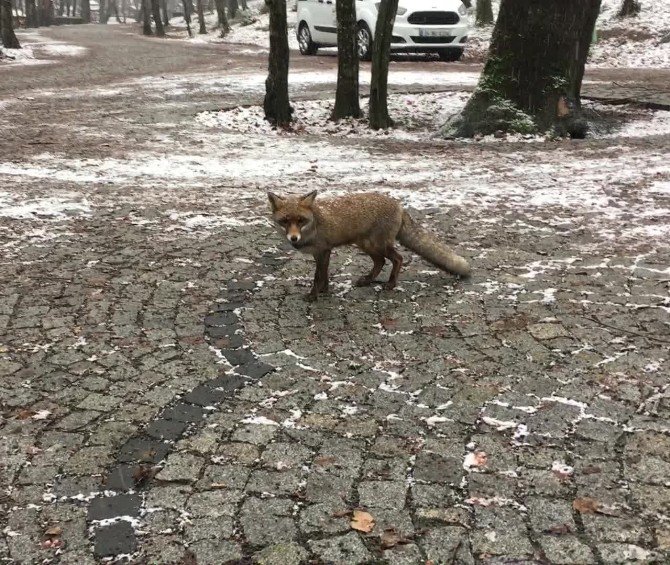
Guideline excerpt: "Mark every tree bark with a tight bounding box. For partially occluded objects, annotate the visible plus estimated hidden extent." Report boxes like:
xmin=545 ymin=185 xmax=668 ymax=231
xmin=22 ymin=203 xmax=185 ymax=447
xmin=141 ymin=0 xmax=152 ymax=33
xmin=442 ymin=0 xmax=601 ymax=139
xmin=150 ymin=0 xmax=164 ymax=35
xmin=227 ymin=0 xmax=237 ymax=18
xmin=25 ymin=0 xmax=38 ymax=26
xmin=80 ymin=0 xmax=90 ymax=22
xmin=99 ymin=0 xmax=108 ymax=22
xmin=331 ymin=0 xmax=360 ymax=120
xmin=617 ymin=0 xmax=640 ymax=17
xmin=182 ymin=0 xmax=192 ymax=36
xmin=1 ymin=0 xmax=21 ymax=48
xmin=160 ymin=0 xmax=168 ymax=26
xmin=214 ymin=0 xmax=229 ymax=35
xmin=196 ymin=0 xmax=205 ymax=33
xmin=368 ymin=0 xmax=399 ymax=130
xmin=263 ymin=0 xmax=291 ymax=127
xmin=475 ymin=0 xmax=493 ymax=26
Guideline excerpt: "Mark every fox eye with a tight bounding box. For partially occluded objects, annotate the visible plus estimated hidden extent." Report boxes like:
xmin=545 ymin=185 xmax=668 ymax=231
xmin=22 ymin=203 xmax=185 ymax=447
xmin=277 ymin=218 xmax=288 ymax=226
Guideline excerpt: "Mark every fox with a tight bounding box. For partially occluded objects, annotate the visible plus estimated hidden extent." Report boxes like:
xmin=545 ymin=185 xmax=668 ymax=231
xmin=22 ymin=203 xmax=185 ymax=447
xmin=267 ymin=190 xmax=470 ymax=302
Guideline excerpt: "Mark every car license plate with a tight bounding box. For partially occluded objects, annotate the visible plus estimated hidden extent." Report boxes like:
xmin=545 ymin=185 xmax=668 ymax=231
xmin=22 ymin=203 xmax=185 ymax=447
xmin=419 ymin=29 xmax=451 ymax=37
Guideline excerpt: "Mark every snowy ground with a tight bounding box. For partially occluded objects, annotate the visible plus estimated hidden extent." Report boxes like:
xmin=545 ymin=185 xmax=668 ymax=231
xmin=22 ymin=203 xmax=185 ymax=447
xmin=0 ymin=30 xmax=88 ymax=66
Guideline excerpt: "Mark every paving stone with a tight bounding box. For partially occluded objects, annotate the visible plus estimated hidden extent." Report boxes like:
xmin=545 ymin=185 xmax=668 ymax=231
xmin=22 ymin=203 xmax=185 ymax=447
xmin=358 ymin=481 xmax=407 ymax=510
xmin=246 ymin=469 xmax=303 ymax=495
xmin=94 ymin=521 xmax=136 ymax=557
xmin=236 ymin=360 xmax=275 ymax=379
xmin=88 ymin=494 xmax=141 ymax=521
xmin=231 ymin=423 xmax=278 ymax=445
xmin=383 ymin=543 xmax=424 ymax=565
xmin=204 ymin=311 xmax=238 ymax=327
xmin=188 ymin=539 xmax=244 ymax=563
xmin=420 ymin=526 xmax=473 ymax=564
xmin=254 ymin=542 xmax=309 ymax=565
xmin=198 ymin=464 xmax=250 ymax=490
xmin=118 ymin=436 xmax=170 ymax=463
xmin=145 ymin=418 xmax=188 ymax=440
xmin=186 ymin=490 xmax=242 ymax=517
xmin=261 ymin=442 xmax=313 ymax=470
xmin=183 ymin=515 xmax=235 ymax=542
xmin=156 ymin=452 xmax=204 ymax=482
xmin=206 ymin=373 xmax=248 ymax=391
xmin=413 ymin=452 xmax=463 ymax=484
xmin=241 ymin=497 xmax=296 ymax=546
xmin=104 ymin=465 xmax=138 ymax=491
xmin=181 ymin=383 xmax=228 ymax=406
xmin=161 ymin=401 xmax=207 ymax=423
xmin=220 ymin=347 xmax=256 ymax=366
xmin=300 ymin=502 xmax=351 ymax=535
xmin=309 ymin=532 xmax=372 ymax=563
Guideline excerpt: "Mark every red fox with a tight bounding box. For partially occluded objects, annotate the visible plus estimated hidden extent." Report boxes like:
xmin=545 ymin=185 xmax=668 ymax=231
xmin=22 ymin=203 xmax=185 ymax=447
xmin=268 ymin=190 xmax=470 ymax=301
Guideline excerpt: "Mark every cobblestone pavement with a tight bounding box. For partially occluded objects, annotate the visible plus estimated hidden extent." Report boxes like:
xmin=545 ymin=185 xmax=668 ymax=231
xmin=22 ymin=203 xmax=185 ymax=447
xmin=1 ymin=24 xmax=670 ymax=564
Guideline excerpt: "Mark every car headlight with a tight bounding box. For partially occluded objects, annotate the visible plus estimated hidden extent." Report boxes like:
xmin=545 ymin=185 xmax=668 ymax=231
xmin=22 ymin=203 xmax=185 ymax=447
xmin=458 ymin=3 xmax=467 ymax=16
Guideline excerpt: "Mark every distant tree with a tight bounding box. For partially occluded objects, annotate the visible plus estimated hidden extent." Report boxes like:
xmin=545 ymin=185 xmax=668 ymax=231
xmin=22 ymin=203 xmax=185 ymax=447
xmin=196 ymin=0 xmax=206 ymax=33
xmin=182 ymin=0 xmax=193 ymax=36
xmin=81 ymin=0 xmax=90 ymax=22
xmin=141 ymin=0 xmax=152 ymax=33
xmin=99 ymin=0 xmax=109 ymax=23
xmin=25 ymin=0 xmax=38 ymax=27
xmin=150 ymin=0 xmax=165 ymax=35
xmin=214 ymin=0 xmax=229 ymax=35
xmin=442 ymin=0 xmax=601 ymax=139
xmin=475 ymin=0 xmax=493 ymax=26
xmin=227 ymin=0 xmax=237 ymax=18
xmin=161 ymin=0 xmax=169 ymax=27
xmin=617 ymin=0 xmax=640 ymax=17
xmin=331 ymin=0 xmax=361 ymax=120
xmin=263 ymin=0 xmax=291 ymax=127
xmin=1 ymin=0 xmax=21 ymax=48
xmin=368 ymin=0 xmax=399 ymax=129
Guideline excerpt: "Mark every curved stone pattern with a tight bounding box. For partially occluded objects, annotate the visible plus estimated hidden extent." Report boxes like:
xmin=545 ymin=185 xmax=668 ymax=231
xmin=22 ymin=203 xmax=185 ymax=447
xmin=87 ymin=250 xmax=283 ymax=558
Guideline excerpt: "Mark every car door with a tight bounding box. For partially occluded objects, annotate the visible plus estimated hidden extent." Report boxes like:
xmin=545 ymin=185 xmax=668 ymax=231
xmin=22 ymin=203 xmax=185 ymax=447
xmin=312 ymin=0 xmax=338 ymax=45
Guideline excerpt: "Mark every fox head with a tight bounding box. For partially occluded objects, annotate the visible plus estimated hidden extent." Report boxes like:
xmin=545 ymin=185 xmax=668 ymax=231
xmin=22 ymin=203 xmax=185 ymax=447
xmin=268 ymin=190 xmax=317 ymax=249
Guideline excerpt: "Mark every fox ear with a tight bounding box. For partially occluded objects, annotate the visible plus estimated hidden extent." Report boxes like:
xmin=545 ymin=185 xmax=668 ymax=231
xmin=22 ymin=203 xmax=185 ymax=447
xmin=267 ymin=192 xmax=284 ymax=212
xmin=300 ymin=190 xmax=318 ymax=207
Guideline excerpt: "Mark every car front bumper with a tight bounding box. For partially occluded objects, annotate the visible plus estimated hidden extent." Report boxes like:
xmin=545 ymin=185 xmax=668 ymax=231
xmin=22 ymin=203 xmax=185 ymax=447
xmin=390 ymin=22 xmax=469 ymax=50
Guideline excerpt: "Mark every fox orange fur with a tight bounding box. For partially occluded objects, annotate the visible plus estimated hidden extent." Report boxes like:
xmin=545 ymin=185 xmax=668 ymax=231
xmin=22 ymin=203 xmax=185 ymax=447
xmin=268 ymin=190 xmax=470 ymax=301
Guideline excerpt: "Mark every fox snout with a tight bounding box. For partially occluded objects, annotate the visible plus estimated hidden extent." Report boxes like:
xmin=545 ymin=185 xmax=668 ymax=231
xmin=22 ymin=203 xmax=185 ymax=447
xmin=286 ymin=224 xmax=301 ymax=244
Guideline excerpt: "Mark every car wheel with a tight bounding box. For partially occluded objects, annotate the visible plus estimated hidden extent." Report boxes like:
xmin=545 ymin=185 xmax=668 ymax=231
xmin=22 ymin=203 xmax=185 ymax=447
xmin=357 ymin=23 xmax=373 ymax=61
xmin=438 ymin=48 xmax=464 ymax=62
xmin=298 ymin=23 xmax=318 ymax=56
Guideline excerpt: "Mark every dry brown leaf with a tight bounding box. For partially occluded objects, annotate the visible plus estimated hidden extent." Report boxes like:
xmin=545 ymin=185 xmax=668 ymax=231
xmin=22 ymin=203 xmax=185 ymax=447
xmin=16 ymin=409 xmax=34 ymax=420
xmin=573 ymin=497 xmax=599 ymax=514
xmin=350 ymin=510 xmax=375 ymax=533
xmin=45 ymin=526 xmax=62 ymax=536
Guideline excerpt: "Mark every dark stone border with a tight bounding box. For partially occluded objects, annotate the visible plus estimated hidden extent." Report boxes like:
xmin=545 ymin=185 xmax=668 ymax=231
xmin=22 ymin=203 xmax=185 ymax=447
xmin=87 ymin=249 xmax=286 ymax=558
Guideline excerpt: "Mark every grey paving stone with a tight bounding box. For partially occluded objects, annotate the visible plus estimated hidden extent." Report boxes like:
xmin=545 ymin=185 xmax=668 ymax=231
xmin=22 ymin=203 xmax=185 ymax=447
xmin=145 ymin=418 xmax=188 ymax=440
xmin=161 ymin=401 xmax=207 ymax=423
xmin=358 ymin=481 xmax=407 ymax=510
xmin=240 ymin=497 xmax=296 ymax=546
xmin=300 ymin=502 xmax=351 ymax=535
xmin=181 ymin=383 xmax=227 ymax=406
xmin=156 ymin=452 xmax=204 ymax=482
xmin=254 ymin=542 xmax=309 ymax=565
xmin=236 ymin=360 xmax=275 ymax=379
xmin=309 ymin=532 xmax=372 ymax=564
xmin=94 ymin=521 xmax=136 ymax=557
xmin=117 ymin=436 xmax=170 ymax=463
xmin=88 ymin=494 xmax=141 ymax=521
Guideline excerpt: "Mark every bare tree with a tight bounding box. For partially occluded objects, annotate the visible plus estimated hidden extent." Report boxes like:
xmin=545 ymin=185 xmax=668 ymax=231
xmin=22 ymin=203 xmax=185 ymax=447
xmin=25 ymin=0 xmax=38 ymax=26
xmin=442 ymin=0 xmax=601 ymax=139
xmin=150 ymin=0 xmax=165 ymax=35
xmin=331 ymin=0 xmax=360 ymax=120
xmin=160 ymin=0 xmax=168 ymax=27
xmin=263 ymin=0 xmax=291 ymax=127
xmin=81 ymin=0 xmax=90 ymax=22
xmin=99 ymin=0 xmax=108 ymax=23
xmin=617 ymin=0 xmax=640 ymax=17
xmin=368 ymin=0 xmax=399 ymax=129
xmin=182 ymin=0 xmax=192 ymax=36
xmin=141 ymin=0 xmax=152 ymax=34
xmin=227 ymin=0 xmax=236 ymax=18
xmin=475 ymin=0 xmax=493 ymax=26
xmin=196 ymin=0 xmax=206 ymax=33
xmin=214 ymin=0 xmax=229 ymax=35
xmin=1 ymin=0 xmax=21 ymax=48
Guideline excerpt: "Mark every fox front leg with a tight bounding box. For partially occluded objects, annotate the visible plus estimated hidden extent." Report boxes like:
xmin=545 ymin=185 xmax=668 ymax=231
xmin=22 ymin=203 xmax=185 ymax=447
xmin=307 ymin=250 xmax=331 ymax=302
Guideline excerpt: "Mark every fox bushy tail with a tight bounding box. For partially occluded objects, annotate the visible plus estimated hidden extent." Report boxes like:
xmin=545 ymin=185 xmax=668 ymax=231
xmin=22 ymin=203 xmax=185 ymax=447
xmin=397 ymin=212 xmax=470 ymax=277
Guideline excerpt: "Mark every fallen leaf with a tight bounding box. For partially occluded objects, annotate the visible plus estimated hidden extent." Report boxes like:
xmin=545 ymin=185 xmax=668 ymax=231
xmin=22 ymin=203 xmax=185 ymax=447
xmin=573 ymin=497 xmax=599 ymax=514
xmin=350 ymin=510 xmax=375 ymax=533
xmin=45 ymin=526 xmax=62 ymax=536
xmin=16 ymin=409 xmax=35 ymax=420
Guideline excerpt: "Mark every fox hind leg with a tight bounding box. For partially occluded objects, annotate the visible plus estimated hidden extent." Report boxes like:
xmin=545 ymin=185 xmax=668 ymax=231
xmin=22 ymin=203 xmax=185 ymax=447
xmin=383 ymin=246 xmax=403 ymax=291
xmin=355 ymin=254 xmax=385 ymax=287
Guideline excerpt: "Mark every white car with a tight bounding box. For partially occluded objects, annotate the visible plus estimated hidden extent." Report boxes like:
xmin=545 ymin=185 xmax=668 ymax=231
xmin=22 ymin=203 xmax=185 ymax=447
xmin=296 ymin=0 xmax=470 ymax=62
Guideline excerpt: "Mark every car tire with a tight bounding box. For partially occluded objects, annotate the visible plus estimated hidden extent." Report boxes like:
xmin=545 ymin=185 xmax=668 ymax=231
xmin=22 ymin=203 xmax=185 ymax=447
xmin=298 ymin=23 xmax=318 ymax=56
xmin=357 ymin=22 xmax=373 ymax=61
xmin=437 ymin=48 xmax=464 ymax=62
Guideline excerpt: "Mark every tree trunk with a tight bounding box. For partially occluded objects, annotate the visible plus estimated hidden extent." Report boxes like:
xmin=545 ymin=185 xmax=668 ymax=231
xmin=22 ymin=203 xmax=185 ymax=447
xmin=617 ymin=0 xmax=640 ymax=17
xmin=182 ymin=0 xmax=192 ymax=36
xmin=331 ymin=0 xmax=360 ymax=120
xmin=141 ymin=0 xmax=152 ymax=33
xmin=475 ymin=0 xmax=493 ymax=26
xmin=160 ymin=0 xmax=168 ymax=27
xmin=196 ymin=0 xmax=205 ymax=33
xmin=214 ymin=0 xmax=229 ymax=35
xmin=80 ymin=0 xmax=90 ymax=22
xmin=150 ymin=0 xmax=164 ymax=35
xmin=442 ymin=0 xmax=601 ymax=139
xmin=263 ymin=0 xmax=291 ymax=127
xmin=25 ymin=0 xmax=38 ymax=26
xmin=1 ymin=0 xmax=21 ymax=48
xmin=368 ymin=0 xmax=398 ymax=130
xmin=99 ymin=0 xmax=108 ymax=22
xmin=227 ymin=0 xmax=237 ymax=18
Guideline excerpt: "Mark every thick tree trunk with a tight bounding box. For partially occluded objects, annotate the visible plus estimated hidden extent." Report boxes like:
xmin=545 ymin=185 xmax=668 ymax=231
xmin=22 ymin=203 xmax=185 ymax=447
xmin=368 ymin=0 xmax=398 ymax=129
xmin=214 ymin=0 xmax=229 ymax=35
xmin=141 ymin=0 xmax=152 ymax=33
xmin=617 ymin=0 xmax=640 ymax=17
xmin=150 ymin=0 xmax=164 ymax=35
xmin=1 ymin=0 xmax=21 ymax=48
xmin=182 ymin=0 xmax=192 ymax=36
xmin=195 ymin=0 xmax=205 ymax=33
xmin=263 ymin=0 xmax=291 ymax=127
xmin=442 ymin=0 xmax=601 ymax=139
xmin=331 ymin=0 xmax=360 ymax=120
xmin=80 ymin=0 xmax=90 ymax=22
xmin=475 ymin=0 xmax=493 ymax=26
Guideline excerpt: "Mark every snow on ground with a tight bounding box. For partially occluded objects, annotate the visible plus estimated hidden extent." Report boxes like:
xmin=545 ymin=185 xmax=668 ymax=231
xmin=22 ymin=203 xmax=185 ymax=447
xmin=0 ymin=31 xmax=88 ymax=66
xmin=0 ymin=190 xmax=91 ymax=220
